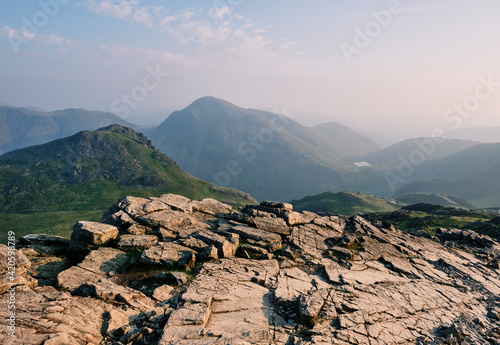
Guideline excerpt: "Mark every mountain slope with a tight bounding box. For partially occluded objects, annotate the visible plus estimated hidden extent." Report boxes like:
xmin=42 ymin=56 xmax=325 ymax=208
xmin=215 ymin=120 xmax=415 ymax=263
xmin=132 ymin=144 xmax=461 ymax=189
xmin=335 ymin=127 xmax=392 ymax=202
xmin=310 ymin=122 xmax=379 ymax=158
xmin=395 ymin=193 xmax=475 ymax=209
xmin=357 ymin=137 xmax=479 ymax=166
xmin=150 ymin=97 xmax=386 ymax=201
xmin=0 ymin=125 xmax=255 ymax=238
xmin=290 ymin=190 xmax=404 ymax=215
xmin=0 ymin=106 xmax=141 ymax=154
xmin=394 ymin=143 xmax=500 ymax=207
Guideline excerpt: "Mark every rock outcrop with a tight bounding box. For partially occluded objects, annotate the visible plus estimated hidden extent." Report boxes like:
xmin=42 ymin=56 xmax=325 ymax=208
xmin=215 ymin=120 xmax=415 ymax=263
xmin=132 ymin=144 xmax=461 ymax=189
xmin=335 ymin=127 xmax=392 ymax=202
xmin=1 ymin=194 xmax=500 ymax=345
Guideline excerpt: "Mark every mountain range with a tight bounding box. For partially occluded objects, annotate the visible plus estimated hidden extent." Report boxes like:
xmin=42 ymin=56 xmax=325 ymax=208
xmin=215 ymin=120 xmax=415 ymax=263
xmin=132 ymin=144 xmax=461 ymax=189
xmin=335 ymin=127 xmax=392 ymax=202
xmin=2 ymin=96 xmax=500 ymax=207
xmin=0 ymin=106 xmax=140 ymax=155
xmin=150 ymin=96 xmax=380 ymax=201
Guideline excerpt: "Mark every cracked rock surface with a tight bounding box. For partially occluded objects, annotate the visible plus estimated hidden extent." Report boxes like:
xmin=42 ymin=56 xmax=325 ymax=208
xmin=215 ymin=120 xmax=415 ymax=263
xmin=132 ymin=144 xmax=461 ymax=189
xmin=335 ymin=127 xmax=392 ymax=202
xmin=1 ymin=194 xmax=500 ymax=344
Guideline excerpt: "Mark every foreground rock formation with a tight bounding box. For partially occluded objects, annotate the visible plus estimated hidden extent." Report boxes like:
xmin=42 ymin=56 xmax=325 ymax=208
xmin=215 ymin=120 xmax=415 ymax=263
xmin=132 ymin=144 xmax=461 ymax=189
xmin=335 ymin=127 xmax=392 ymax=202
xmin=1 ymin=194 xmax=500 ymax=344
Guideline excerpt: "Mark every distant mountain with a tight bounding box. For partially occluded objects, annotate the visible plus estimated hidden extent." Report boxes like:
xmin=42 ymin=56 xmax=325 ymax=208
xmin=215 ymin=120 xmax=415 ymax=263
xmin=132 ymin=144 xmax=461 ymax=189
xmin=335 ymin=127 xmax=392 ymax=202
xmin=0 ymin=106 xmax=141 ymax=155
xmin=23 ymin=106 xmax=45 ymax=112
xmin=290 ymin=190 xmax=404 ymax=215
xmin=357 ymin=137 xmax=479 ymax=166
xmin=395 ymin=193 xmax=475 ymax=209
xmin=0 ymin=125 xmax=255 ymax=238
xmin=286 ymin=111 xmax=352 ymax=127
xmin=310 ymin=122 xmax=378 ymax=158
xmin=447 ymin=126 xmax=500 ymax=143
xmin=394 ymin=143 xmax=500 ymax=208
xmin=150 ymin=97 xmax=382 ymax=201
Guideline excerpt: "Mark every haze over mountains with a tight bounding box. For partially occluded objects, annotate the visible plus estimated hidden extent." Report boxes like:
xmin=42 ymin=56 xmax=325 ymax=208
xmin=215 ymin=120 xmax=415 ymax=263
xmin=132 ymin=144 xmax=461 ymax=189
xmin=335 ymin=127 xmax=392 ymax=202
xmin=1 ymin=96 xmax=500 ymax=208
xmin=150 ymin=97 xmax=381 ymax=201
xmin=0 ymin=106 xmax=140 ymax=155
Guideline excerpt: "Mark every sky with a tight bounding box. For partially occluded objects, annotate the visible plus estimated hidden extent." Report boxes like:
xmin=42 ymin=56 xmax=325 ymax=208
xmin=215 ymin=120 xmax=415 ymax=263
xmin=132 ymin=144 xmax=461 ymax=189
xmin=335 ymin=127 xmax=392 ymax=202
xmin=0 ymin=0 xmax=499 ymax=137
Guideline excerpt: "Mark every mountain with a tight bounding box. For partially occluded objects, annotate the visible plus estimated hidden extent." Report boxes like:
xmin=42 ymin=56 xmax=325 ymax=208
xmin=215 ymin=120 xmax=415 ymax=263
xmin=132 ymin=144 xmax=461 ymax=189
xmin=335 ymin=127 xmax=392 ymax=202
xmin=0 ymin=125 xmax=255 ymax=239
xmin=0 ymin=106 xmax=141 ymax=155
xmin=310 ymin=122 xmax=378 ymax=158
xmin=393 ymin=143 xmax=500 ymax=207
xmin=357 ymin=137 xmax=479 ymax=167
xmin=395 ymin=193 xmax=475 ymax=209
xmin=150 ymin=97 xmax=385 ymax=201
xmin=290 ymin=190 xmax=404 ymax=215
xmin=447 ymin=126 xmax=500 ymax=143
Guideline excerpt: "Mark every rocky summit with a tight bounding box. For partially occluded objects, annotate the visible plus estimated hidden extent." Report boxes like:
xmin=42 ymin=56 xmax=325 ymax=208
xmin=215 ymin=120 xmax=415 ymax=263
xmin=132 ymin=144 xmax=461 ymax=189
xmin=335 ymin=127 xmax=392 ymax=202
xmin=1 ymin=194 xmax=500 ymax=345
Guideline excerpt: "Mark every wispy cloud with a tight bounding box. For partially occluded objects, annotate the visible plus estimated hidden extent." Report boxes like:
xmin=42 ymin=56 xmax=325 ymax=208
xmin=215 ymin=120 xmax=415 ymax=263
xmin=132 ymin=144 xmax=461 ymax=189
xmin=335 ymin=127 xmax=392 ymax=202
xmin=80 ymin=1 xmax=301 ymax=62
xmin=84 ymin=0 xmax=166 ymax=27
xmin=0 ymin=25 xmax=79 ymax=46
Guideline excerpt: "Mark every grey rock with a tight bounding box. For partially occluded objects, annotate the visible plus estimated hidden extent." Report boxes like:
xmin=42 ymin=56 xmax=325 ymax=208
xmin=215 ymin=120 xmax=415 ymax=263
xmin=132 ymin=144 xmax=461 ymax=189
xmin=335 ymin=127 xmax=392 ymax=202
xmin=227 ymin=224 xmax=282 ymax=244
xmin=152 ymin=285 xmax=175 ymax=302
xmin=139 ymin=242 xmax=196 ymax=265
xmin=69 ymin=221 xmax=119 ymax=251
xmin=19 ymin=234 xmax=70 ymax=255
xmin=193 ymin=230 xmax=238 ymax=258
xmin=197 ymin=244 xmax=219 ymax=261
xmin=169 ymin=271 xmax=189 ymax=286
xmin=115 ymin=234 xmax=158 ymax=251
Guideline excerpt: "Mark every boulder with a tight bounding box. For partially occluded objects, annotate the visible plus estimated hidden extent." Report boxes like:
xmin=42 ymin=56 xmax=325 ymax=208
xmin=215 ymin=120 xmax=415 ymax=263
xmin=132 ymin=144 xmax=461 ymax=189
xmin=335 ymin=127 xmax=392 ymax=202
xmin=69 ymin=221 xmax=118 ymax=251
xmin=57 ymin=247 xmax=128 ymax=291
xmin=227 ymin=224 xmax=282 ymax=244
xmin=139 ymin=242 xmax=196 ymax=265
xmin=18 ymin=234 xmax=70 ymax=255
xmin=152 ymin=285 xmax=175 ymax=302
xmin=0 ymin=244 xmax=33 ymax=294
xmin=193 ymin=230 xmax=238 ymax=258
xmin=190 ymin=198 xmax=232 ymax=218
xmin=115 ymin=234 xmax=158 ymax=251
xmin=169 ymin=271 xmax=189 ymax=286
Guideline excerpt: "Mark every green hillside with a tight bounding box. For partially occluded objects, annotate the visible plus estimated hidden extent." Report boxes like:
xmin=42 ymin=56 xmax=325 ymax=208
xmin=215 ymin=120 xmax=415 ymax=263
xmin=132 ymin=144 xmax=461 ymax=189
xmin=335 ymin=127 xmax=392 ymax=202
xmin=290 ymin=190 xmax=405 ymax=215
xmin=395 ymin=193 xmax=475 ymax=209
xmin=0 ymin=125 xmax=255 ymax=241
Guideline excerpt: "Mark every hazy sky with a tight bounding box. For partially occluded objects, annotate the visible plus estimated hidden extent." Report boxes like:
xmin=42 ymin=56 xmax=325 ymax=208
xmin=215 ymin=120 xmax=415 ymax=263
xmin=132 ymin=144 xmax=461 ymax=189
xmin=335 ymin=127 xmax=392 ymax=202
xmin=1 ymin=0 xmax=499 ymax=137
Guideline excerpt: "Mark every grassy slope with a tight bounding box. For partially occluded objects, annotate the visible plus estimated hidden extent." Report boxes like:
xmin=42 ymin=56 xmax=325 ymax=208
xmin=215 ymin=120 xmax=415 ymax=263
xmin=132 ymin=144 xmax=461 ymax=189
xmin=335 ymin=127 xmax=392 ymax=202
xmin=0 ymin=126 xmax=255 ymax=241
xmin=364 ymin=208 xmax=499 ymax=240
xmin=291 ymin=191 xmax=404 ymax=216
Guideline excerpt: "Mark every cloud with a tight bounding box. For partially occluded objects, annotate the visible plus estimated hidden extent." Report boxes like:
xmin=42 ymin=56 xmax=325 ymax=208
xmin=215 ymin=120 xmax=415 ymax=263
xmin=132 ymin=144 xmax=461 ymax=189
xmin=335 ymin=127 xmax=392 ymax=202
xmin=83 ymin=0 xmax=165 ymax=27
xmin=208 ymin=6 xmax=231 ymax=19
xmin=81 ymin=1 xmax=301 ymax=61
xmin=0 ymin=25 xmax=79 ymax=46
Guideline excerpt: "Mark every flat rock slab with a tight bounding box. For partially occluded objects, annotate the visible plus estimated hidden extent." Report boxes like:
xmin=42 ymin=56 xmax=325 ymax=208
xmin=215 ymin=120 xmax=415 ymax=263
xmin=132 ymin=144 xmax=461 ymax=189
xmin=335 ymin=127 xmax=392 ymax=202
xmin=158 ymin=258 xmax=280 ymax=345
xmin=69 ymin=221 xmax=118 ymax=251
xmin=227 ymin=225 xmax=282 ymax=244
xmin=116 ymin=234 xmax=158 ymax=251
xmin=57 ymin=247 xmax=128 ymax=291
xmin=139 ymin=242 xmax=196 ymax=265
